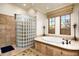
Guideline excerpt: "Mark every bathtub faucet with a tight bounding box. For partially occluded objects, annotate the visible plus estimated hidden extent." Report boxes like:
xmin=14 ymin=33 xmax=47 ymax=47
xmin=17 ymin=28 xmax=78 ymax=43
xmin=65 ymin=40 xmax=71 ymax=44
xmin=66 ymin=40 xmax=68 ymax=44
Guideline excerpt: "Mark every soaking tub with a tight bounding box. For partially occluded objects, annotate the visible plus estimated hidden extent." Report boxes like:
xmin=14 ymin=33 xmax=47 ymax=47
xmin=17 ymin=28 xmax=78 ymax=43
xmin=34 ymin=36 xmax=79 ymax=50
xmin=34 ymin=36 xmax=79 ymax=56
xmin=42 ymin=37 xmax=63 ymax=43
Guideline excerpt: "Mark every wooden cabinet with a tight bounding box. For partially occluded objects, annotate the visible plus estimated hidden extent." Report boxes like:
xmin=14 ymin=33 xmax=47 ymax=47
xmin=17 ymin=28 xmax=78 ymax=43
xmin=52 ymin=46 xmax=62 ymax=56
xmin=35 ymin=41 xmax=41 ymax=52
xmin=47 ymin=45 xmax=62 ymax=56
xmin=46 ymin=45 xmax=54 ymax=56
xmin=61 ymin=50 xmax=79 ymax=56
xmin=35 ymin=41 xmax=46 ymax=55
xmin=40 ymin=43 xmax=46 ymax=55
xmin=35 ymin=41 xmax=79 ymax=56
xmin=35 ymin=41 xmax=62 ymax=56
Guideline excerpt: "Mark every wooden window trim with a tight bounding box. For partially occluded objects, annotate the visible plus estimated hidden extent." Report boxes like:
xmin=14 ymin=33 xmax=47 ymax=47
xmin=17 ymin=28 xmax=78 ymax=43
xmin=48 ymin=17 xmax=55 ymax=34
xmin=48 ymin=14 xmax=71 ymax=35
xmin=60 ymin=14 xmax=71 ymax=35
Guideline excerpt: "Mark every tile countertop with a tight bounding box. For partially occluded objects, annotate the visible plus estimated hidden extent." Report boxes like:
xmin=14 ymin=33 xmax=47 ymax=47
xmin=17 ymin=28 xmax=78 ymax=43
xmin=34 ymin=37 xmax=79 ymax=51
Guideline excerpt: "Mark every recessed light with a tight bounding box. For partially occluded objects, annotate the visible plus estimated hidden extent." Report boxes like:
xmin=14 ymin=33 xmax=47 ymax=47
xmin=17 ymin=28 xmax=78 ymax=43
xmin=23 ymin=4 xmax=26 ymax=6
xmin=46 ymin=7 xmax=49 ymax=9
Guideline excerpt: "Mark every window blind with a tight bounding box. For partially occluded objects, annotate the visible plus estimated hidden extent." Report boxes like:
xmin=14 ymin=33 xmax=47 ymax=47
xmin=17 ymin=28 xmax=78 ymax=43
xmin=47 ymin=4 xmax=74 ymax=18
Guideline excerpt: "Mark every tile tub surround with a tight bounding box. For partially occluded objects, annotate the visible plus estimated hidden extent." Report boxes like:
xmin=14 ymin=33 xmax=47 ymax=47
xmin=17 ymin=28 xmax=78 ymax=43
xmin=34 ymin=36 xmax=79 ymax=50
xmin=34 ymin=36 xmax=79 ymax=56
xmin=0 ymin=14 xmax=16 ymax=46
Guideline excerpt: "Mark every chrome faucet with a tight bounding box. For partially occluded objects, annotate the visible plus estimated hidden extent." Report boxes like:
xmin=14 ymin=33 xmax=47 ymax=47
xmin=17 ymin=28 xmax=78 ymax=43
xmin=66 ymin=40 xmax=68 ymax=44
xmin=62 ymin=39 xmax=71 ymax=44
xmin=65 ymin=40 xmax=71 ymax=44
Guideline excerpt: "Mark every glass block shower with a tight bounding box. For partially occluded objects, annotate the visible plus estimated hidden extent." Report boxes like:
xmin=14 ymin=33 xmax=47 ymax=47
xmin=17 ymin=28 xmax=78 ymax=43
xmin=16 ymin=14 xmax=36 ymax=48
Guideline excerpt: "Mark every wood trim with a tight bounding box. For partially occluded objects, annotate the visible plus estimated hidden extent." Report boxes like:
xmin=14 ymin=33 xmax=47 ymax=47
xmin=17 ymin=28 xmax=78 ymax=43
xmin=60 ymin=14 xmax=71 ymax=35
xmin=48 ymin=18 xmax=50 ymax=33
xmin=60 ymin=16 xmax=61 ymax=35
xmin=48 ymin=17 xmax=55 ymax=34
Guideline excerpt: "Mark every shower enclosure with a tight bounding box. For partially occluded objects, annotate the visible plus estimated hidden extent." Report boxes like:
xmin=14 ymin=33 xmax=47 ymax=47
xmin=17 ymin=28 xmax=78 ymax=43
xmin=16 ymin=14 xmax=36 ymax=48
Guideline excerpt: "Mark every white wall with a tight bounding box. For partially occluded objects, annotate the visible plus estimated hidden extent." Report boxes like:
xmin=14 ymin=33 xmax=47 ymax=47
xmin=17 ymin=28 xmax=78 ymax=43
xmin=36 ymin=11 xmax=48 ymax=36
xmin=71 ymin=4 xmax=79 ymax=37
xmin=46 ymin=4 xmax=79 ymax=38
xmin=1 ymin=3 xmax=79 ymax=37
xmin=0 ymin=3 xmax=48 ymax=36
xmin=0 ymin=4 xmax=27 ymax=16
xmin=27 ymin=8 xmax=36 ymax=17
xmin=37 ymin=4 xmax=79 ymax=38
xmin=27 ymin=8 xmax=48 ymax=36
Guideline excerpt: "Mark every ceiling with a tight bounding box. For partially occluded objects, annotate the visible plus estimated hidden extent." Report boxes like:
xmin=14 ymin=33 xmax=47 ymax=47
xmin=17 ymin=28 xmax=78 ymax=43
xmin=12 ymin=3 xmax=72 ymax=14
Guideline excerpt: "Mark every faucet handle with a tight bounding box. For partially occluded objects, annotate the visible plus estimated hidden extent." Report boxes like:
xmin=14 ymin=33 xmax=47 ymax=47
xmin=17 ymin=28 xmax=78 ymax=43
xmin=66 ymin=40 xmax=68 ymax=44
xmin=62 ymin=41 xmax=64 ymax=44
xmin=69 ymin=41 xmax=71 ymax=44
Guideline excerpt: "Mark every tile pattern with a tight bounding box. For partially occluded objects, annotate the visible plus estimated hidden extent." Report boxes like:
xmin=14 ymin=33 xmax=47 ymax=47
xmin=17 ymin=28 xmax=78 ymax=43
xmin=16 ymin=14 xmax=36 ymax=48
xmin=0 ymin=14 xmax=16 ymax=47
xmin=15 ymin=48 xmax=43 ymax=56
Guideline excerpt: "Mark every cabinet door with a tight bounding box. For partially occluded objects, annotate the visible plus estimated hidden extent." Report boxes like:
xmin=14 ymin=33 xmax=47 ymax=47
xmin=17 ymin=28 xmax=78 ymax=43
xmin=62 ymin=50 xmax=78 ymax=56
xmin=35 ymin=41 xmax=41 ymax=52
xmin=53 ymin=47 xmax=62 ymax=56
xmin=40 ymin=43 xmax=46 ymax=55
xmin=46 ymin=45 xmax=54 ymax=56
xmin=35 ymin=41 xmax=46 ymax=55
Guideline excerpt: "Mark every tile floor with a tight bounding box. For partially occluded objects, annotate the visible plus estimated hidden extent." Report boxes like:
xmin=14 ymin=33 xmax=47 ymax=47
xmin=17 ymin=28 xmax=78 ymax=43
xmin=15 ymin=48 xmax=43 ymax=56
xmin=0 ymin=45 xmax=43 ymax=56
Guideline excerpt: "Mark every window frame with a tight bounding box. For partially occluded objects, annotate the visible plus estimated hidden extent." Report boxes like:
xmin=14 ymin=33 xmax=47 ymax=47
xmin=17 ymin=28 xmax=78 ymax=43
xmin=60 ymin=14 xmax=71 ymax=35
xmin=48 ymin=14 xmax=71 ymax=35
xmin=48 ymin=17 xmax=56 ymax=34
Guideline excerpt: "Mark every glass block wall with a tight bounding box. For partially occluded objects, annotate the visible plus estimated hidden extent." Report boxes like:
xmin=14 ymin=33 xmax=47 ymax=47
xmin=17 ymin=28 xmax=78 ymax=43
xmin=16 ymin=14 xmax=36 ymax=48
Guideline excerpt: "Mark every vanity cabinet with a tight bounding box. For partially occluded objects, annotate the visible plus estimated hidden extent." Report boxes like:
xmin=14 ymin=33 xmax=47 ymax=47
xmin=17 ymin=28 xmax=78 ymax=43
xmin=35 ymin=41 xmax=46 ymax=55
xmin=45 ymin=45 xmax=62 ymax=56
xmin=46 ymin=45 xmax=54 ymax=56
xmin=40 ymin=43 xmax=46 ymax=55
xmin=35 ymin=41 xmax=79 ymax=56
xmin=61 ymin=50 xmax=79 ymax=56
xmin=35 ymin=41 xmax=42 ymax=52
xmin=35 ymin=41 xmax=62 ymax=56
xmin=52 ymin=46 xmax=62 ymax=56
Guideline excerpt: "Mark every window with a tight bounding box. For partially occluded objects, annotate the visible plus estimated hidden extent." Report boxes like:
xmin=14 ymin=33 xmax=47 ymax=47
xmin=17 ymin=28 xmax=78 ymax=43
xmin=47 ymin=5 xmax=72 ymax=35
xmin=48 ymin=14 xmax=71 ymax=35
xmin=48 ymin=17 xmax=55 ymax=34
xmin=60 ymin=14 xmax=71 ymax=35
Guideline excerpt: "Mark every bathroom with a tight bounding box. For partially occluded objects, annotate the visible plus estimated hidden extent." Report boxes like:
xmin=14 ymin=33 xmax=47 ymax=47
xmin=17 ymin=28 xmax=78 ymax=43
xmin=0 ymin=3 xmax=79 ymax=56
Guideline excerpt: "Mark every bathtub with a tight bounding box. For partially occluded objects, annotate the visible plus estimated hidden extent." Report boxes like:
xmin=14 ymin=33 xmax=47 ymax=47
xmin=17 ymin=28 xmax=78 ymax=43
xmin=42 ymin=37 xmax=63 ymax=44
xmin=34 ymin=36 xmax=79 ymax=50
